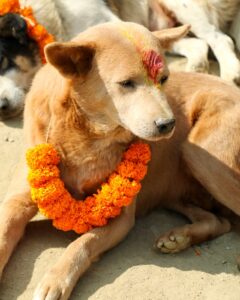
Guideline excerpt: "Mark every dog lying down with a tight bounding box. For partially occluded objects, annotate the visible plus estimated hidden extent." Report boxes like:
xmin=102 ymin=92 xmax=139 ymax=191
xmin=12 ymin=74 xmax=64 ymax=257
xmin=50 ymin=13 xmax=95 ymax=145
xmin=1 ymin=22 xmax=240 ymax=299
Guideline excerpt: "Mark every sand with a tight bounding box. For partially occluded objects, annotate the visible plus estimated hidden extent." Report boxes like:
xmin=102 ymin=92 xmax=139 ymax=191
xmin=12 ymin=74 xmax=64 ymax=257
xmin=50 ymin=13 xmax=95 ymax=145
xmin=0 ymin=57 xmax=240 ymax=300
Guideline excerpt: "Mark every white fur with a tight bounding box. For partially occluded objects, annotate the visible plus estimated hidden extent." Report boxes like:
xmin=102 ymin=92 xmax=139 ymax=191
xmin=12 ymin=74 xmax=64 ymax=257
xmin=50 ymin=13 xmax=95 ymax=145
xmin=0 ymin=75 xmax=25 ymax=118
xmin=158 ymin=0 xmax=240 ymax=84
xmin=22 ymin=0 xmax=120 ymax=40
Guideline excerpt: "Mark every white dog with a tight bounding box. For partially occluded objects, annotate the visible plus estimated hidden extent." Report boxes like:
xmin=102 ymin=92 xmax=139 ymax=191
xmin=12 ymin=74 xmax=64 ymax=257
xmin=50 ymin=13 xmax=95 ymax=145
xmin=152 ymin=0 xmax=240 ymax=84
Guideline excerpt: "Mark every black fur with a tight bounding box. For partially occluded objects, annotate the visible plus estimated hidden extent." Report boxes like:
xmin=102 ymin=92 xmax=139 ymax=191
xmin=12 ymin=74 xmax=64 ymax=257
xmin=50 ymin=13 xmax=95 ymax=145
xmin=0 ymin=13 xmax=28 ymax=44
xmin=0 ymin=13 xmax=40 ymax=120
xmin=0 ymin=13 xmax=38 ymax=75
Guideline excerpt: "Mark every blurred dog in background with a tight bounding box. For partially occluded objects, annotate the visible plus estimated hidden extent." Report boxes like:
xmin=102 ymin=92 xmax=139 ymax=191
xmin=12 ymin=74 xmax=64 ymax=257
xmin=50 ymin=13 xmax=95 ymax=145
xmin=152 ymin=0 xmax=240 ymax=84
xmin=1 ymin=0 xmax=240 ymax=120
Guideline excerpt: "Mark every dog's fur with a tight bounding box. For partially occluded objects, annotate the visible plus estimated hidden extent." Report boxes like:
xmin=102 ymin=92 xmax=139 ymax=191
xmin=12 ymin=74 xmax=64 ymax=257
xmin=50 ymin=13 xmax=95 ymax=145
xmin=1 ymin=22 xmax=240 ymax=299
xmin=0 ymin=13 xmax=41 ymax=119
xmin=152 ymin=0 xmax=240 ymax=84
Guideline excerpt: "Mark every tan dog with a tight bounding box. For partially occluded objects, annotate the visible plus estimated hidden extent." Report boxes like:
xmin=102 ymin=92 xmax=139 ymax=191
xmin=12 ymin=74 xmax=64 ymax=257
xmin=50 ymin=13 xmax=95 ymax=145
xmin=1 ymin=22 xmax=240 ymax=300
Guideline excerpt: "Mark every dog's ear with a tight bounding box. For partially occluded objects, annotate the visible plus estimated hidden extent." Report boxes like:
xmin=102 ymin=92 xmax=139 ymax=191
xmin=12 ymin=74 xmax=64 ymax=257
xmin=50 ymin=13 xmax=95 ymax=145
xmin=152 ymin=24 xmax=190 ymax=49
xmin=0 ymin=13 xmax=28 ymax=44
xmin=45 ymin=42 xmax=96 ymax=78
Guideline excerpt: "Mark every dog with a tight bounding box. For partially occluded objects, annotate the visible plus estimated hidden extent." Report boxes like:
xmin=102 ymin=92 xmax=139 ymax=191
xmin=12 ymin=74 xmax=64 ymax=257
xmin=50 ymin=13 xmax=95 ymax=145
xmin=0 ymin=13 xmax=41 ymax=119
xmin=1 ymin=21 xmax=240 ymax=299
xmin=151 ymin=0 xmax=240 ymax=84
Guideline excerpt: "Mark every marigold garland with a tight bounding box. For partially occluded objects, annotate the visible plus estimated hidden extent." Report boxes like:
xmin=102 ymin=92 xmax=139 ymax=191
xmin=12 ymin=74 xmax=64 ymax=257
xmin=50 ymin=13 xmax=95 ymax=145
xmin=26 ymin=143 xmax=151 ymax=234
xmin=0 ymin=0 xmax=54 ymax=63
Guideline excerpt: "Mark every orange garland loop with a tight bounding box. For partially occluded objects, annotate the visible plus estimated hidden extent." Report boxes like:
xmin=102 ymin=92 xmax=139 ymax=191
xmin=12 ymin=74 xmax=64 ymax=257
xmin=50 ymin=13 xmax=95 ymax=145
xmin=26 ymin=143 xmax=151 ymax=234
xmin=0 ymin=0 xmax=54 ymax=63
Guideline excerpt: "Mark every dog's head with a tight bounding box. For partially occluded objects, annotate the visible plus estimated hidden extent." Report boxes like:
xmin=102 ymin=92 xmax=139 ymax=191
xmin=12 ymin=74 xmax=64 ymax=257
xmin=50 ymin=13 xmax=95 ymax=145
xmin=0 ymin=13 xmax=40 ymax=120
xmin=45 ymin=22 xmax=189 ymax=141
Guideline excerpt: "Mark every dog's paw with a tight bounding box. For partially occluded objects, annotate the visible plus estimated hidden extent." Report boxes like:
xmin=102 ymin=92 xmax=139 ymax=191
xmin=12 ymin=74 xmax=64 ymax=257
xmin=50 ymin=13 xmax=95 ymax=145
xmin=221 ymin=60 xmax=240 ymax=86
xmin=154 ymin=229 xmax=191 ymax=253
xmin=33 ymin=269 xmax=73 ymax=300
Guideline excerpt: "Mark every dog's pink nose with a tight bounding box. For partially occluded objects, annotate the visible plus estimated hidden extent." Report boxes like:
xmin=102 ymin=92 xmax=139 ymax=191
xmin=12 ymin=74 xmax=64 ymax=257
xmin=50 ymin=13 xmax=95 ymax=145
xmin=154 ymin=118 xmax=175 ymax=134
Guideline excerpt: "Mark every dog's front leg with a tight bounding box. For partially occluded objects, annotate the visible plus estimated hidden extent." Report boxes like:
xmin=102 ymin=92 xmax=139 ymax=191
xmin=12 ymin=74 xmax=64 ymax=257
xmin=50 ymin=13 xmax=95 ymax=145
xmin=0 ymin=192 xmax=37 ymax=277
xmin=33 ymin=200 xmax=136 ymax=300
xmin=0 ymin=158 xmax=37 ymax=277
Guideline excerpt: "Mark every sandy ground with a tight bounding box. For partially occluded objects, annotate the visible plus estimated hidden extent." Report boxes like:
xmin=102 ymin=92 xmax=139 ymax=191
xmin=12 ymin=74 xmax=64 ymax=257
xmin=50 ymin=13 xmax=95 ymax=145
xmin=1 ymin=57 xmax=240 ymax=300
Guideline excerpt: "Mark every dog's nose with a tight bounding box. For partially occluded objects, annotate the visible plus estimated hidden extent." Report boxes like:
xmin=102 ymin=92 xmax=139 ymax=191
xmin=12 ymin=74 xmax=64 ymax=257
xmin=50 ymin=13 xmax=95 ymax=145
xmin=0 ymin=98 xmax=9 ymax=111
xmin=154 ymin=118 xmax=175 ymax=134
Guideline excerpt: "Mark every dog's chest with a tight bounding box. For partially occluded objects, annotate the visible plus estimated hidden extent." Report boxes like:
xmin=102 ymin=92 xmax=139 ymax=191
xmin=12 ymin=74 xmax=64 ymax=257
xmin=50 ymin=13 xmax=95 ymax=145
xmin=59 ymin=145 xmax=125 ymax=198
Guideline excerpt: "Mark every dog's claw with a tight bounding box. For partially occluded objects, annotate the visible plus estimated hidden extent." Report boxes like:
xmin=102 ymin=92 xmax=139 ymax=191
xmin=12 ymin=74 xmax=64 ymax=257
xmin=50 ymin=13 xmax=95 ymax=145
xmin=157 ymin=240 xmax=163 ymax=248
xmin=33 ymin=269 xmax=72 ymax=300
xmin=155 ymin=230 xmax=191 ymax=253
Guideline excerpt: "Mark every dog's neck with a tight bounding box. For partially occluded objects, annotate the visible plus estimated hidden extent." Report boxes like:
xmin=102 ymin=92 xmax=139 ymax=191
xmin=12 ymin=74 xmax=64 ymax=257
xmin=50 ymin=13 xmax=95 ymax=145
xmin=46 ymin=83 xmax=134 ymax=197
xmin=49 ymin=90 xmax=133 ymax=149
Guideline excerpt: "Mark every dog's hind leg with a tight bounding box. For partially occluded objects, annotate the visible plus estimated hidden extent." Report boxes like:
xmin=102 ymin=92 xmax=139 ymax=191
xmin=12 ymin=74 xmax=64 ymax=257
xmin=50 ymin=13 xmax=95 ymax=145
xmin=182 ymin=119 xmax=240 ymax=216
xmin=0 ymin=159 xmax=37 ymax=277
xmin=33 ymin=200 xmax=136 ymax=300
xmin=156 ymin=110 xmax=240 ymax=253
xmin=155 ymin=203 xmax=231 ymax=253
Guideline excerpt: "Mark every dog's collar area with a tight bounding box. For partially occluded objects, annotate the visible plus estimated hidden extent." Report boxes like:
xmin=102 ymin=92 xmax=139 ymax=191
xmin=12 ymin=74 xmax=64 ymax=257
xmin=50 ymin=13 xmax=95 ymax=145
xmin=26 ymin=142 xmax=151 ymax=234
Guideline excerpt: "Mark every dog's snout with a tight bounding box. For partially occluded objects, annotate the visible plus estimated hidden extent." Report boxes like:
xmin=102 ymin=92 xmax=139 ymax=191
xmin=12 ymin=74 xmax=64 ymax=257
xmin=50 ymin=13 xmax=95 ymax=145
xmin=154 ymin=118 xmax=175 ymax=134
xmin=0 ymin=98 xmax=9 ymax=111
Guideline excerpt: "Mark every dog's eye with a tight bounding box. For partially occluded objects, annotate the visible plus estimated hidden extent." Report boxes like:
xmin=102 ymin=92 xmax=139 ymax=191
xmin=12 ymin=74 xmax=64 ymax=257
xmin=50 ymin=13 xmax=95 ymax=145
xmin=159 ymin=75 xmax=168 ymax=85
xmin=119 ymin=80 xmax=135 ymax=89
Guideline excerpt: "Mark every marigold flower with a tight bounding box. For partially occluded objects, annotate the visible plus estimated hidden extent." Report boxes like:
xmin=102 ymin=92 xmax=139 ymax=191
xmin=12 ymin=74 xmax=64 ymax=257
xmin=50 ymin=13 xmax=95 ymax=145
xmin=26 ymin=143 xmax=60 ymax=169
xmin=123 ymin=143 xmax=151 ymax=164
xmin=28 ymin=166 xmax=59 ymax=188
xmin=117 ymin=160 xmax=147 ymax=181
xmin=26 ymin=142 xmax=151 ymax=234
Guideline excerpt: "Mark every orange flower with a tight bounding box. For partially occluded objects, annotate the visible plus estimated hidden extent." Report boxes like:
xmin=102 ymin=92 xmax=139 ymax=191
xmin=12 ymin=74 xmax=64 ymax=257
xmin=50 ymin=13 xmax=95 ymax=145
xmin=0 ymin=0 xmax=20 ymax=14
xmin=0 ymin=0 xmax=55 ymax=63
xmin=26 ymin=143 xmax=151 ymax=234
xmin=117 ymin=161 xmax=147 ymax=181
xmin=26 ymin=143 xmax=60 ymax=169
xmin=123 ymin=143 xmax=151 ymax=164
xmin=28 ymin=166 xmax=59 ymax=188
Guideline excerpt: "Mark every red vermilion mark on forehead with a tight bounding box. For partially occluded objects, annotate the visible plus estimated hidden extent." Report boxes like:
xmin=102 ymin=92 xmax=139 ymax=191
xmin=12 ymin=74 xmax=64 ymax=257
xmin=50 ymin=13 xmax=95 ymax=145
xmin=142 ymin=50 xmax=164 ymax=84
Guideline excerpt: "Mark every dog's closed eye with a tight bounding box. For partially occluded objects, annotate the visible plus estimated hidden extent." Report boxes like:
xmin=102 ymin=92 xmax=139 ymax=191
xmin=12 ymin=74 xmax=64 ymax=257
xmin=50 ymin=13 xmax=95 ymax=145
xmin=159 ymin=75 xmax=168 ymax=85
xmin=118 ymin=79 xmax=135 ymax=89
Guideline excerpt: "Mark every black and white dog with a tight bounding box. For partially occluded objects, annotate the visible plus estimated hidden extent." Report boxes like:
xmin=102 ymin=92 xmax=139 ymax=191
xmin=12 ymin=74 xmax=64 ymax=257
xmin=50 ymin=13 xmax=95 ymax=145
xmin=0 ymin=13 xmax=40 ymax=120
